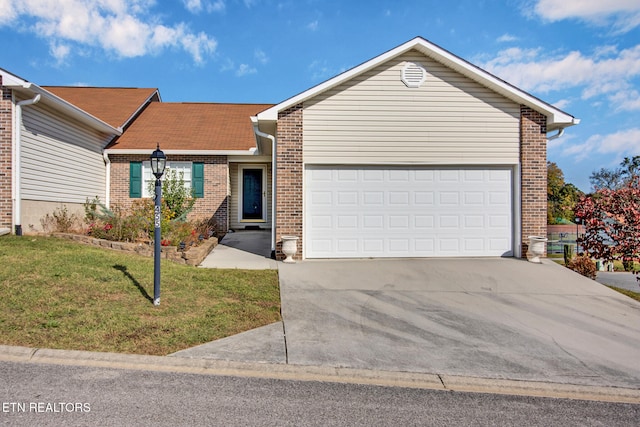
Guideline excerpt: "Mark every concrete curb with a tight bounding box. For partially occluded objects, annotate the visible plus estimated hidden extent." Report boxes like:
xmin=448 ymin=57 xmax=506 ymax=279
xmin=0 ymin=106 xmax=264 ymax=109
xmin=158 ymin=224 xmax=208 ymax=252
xmin=1 ymin=345 xmax=639 ymax=404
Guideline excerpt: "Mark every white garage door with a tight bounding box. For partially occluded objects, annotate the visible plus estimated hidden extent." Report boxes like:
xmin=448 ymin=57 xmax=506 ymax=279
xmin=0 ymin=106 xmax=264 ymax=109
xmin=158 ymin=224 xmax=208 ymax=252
xmin=305 ymin=166 xmax=513 ymax=258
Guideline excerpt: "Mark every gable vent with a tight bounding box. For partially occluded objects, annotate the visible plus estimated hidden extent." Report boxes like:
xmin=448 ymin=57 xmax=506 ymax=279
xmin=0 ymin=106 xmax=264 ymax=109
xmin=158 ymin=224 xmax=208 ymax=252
xmin=401 ymin=62 xmax=427 ymax=88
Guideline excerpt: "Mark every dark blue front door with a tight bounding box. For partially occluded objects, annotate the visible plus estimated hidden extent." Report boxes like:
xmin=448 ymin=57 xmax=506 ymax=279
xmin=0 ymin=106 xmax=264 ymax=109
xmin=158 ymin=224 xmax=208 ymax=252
xmin=242 ymin=169 xmax=263 ymax=220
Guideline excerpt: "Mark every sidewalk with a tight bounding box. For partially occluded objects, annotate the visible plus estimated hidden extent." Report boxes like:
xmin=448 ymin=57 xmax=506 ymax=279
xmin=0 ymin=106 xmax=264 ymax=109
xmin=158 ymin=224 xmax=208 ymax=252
xmin=198 ymin=230 xmax=277 ymax=270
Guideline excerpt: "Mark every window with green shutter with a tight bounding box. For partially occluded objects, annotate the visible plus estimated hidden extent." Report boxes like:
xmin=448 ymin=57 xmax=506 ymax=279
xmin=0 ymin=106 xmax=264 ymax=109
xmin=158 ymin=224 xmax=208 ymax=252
xmin=129 ymin=161 xmax=142 ymax=198
xmin=192 ymin=162 xmax=204 ymax=198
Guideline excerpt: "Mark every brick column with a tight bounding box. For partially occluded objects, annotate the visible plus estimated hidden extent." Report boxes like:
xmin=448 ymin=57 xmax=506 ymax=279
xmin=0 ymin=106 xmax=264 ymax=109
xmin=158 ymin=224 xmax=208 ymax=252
xmin=0 ymin=79 xmax=13 ymax=230
xmin=520 ymin=106 xmax=547 ymax=257
xmin=275 ymin=104 xmax=303 ymax=260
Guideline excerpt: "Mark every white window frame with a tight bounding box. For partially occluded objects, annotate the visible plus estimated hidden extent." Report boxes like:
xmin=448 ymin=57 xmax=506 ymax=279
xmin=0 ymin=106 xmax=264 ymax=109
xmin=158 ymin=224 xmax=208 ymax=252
xmin=142 ymin=161 xmax=192 ymax=198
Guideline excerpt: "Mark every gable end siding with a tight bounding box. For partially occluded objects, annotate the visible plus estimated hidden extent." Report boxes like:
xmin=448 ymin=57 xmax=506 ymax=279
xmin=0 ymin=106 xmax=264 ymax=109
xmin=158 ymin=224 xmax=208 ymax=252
xmin=303 ymin=50 xmax=520 ymax=165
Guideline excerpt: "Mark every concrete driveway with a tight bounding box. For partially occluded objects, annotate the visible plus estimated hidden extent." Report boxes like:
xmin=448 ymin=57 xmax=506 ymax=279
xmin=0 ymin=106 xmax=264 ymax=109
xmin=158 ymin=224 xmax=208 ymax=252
xmin=278 ymin=258 xmax=640 ymax=389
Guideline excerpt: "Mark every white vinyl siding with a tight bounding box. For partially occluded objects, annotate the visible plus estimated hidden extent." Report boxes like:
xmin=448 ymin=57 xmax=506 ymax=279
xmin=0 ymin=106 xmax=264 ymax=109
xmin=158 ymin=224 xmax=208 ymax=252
xmin=19 ymin=99 xmax=111 ymax=203
xmin=229 ymin=163 xmax=272 ymax=230
xmin=303 ymin=50 xmax=520 ymax=165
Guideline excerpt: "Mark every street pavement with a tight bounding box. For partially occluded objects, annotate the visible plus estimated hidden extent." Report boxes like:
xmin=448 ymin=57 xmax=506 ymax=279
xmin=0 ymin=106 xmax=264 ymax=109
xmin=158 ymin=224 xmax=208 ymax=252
xmin=596 ymin=271 xmax=640 ymax=292
xmin=2 ymin=360 xmax=639 ymax=426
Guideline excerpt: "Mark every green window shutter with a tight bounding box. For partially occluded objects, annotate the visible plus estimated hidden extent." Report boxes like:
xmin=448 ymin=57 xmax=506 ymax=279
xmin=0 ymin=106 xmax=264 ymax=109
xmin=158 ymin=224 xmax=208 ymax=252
xmin=129 ymin=161 xmax=142 ymax=198
xmin=192 ymin=162 xmax=204 ymax=198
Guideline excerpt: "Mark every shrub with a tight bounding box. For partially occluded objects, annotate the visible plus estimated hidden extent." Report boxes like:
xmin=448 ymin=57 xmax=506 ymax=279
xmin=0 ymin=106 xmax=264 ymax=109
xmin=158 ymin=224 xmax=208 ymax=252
xmin=147 ymin=169 xmax=196 ymax=221
xmin=567 ymin=255 xmax=597 ymax=280
xmin=40 ymin=206 xmax=82 ymax=233
xmin=84 ymin=198 xmax=149 ymax=243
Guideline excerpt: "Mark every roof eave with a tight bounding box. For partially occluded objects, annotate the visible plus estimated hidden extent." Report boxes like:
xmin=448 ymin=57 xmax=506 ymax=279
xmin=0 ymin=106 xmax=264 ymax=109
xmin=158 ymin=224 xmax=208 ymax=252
xmin=104 ymin=148 xmax=259 ymax=156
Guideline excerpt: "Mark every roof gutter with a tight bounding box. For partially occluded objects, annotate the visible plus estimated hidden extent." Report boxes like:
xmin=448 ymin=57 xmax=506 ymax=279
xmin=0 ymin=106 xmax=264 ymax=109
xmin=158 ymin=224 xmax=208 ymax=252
xmin=251 ymin=116 xmax=277 ymax=256
xmin=14 ymin=93 xmax=41 ymax=236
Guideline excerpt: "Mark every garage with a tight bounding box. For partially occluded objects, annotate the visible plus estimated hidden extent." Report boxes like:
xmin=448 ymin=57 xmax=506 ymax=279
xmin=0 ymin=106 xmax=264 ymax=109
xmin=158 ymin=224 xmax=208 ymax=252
xmin=305 ymin=165 xmax=514 ymax=258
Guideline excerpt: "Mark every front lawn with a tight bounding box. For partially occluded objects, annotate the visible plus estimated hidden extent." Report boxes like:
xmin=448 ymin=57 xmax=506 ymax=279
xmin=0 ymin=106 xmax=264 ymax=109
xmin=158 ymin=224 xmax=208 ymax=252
xmin=0 ymin=236 xmax=280 ymax=355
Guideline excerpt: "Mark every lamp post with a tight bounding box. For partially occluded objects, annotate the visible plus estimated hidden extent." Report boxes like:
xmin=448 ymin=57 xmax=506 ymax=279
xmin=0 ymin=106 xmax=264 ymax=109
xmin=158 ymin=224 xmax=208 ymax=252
xmin=150 ymin=144 xmax=166 ymax=306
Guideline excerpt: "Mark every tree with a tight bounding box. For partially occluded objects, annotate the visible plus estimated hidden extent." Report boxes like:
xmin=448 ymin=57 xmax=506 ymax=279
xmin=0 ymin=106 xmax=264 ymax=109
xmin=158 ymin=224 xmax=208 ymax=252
xmin=547 ymin=162 xmax=583 ymax=224
xmin=589 ymin=155 xmax=640 ymax=191
xmin=574 ymin=177 xmax=640 ymax=282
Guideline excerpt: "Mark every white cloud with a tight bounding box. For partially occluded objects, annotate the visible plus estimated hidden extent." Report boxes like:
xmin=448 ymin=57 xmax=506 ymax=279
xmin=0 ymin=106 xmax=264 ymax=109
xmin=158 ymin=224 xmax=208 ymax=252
xmin=533 ymin=0 xmax=640 ymax=33
xmin=480 ymin=44 xmax=640 ymax=112
xmin=562 ymin=128 xmax=640 ymax=161
xmin=307 ymin=20 xmax=318 ymax=31
xmin=551 ymin=98 xmax=571 ymax=110
xmin=254 ymin=48 xmax=268 ymax=64
xmin=308 ymin=59 xmax=332 ymax=81
xmin=0 ymin=0 xmax=217 ymax=64
xmin=497 ymin=33 xmax=518 ymax=43
xmin=207 ymin=0 xmax=225 ymax=13
xmin=184 ymin=0 xmax=225 ymax=13
xmin=609 ymin=90 xmax=640 ymax=111
xmin=236 ymin=63 xmax=256 ymax=76
xmin=183 ymin=0 xmax=202 ymax=13
xmin=50 ymin=42 xmax=71 ymax=64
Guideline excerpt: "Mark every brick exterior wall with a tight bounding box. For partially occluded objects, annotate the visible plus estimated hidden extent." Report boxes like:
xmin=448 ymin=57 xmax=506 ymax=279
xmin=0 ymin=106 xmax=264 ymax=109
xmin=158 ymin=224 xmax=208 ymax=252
xmin=0 ymin=78 xmax=13 ymax=230
xmin=275 ymin=104 xmax=304 ymax=260
xmin=109 ymin=154 xmax=229 ymax=234
xmin=520 ymin=106 xmax=548 ymax=258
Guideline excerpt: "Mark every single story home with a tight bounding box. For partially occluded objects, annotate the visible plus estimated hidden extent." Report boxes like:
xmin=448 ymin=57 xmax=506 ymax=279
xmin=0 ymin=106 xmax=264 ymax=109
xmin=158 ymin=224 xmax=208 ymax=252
xmin=1 ymin=36 xmax=579 ymax=261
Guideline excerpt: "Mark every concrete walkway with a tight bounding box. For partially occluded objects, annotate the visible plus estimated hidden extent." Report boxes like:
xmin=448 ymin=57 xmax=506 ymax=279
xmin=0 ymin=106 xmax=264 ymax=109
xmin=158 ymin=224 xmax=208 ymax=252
xmin=198 ymin=230 xmax=277 ymax=270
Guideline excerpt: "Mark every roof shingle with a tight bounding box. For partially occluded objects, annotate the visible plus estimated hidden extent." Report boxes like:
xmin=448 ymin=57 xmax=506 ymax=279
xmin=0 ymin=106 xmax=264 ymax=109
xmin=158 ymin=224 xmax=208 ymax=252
xmin=108 ymin=103 xmax=274 ymax=151
xmin=43 ymin=86 xmax=159 ymax=129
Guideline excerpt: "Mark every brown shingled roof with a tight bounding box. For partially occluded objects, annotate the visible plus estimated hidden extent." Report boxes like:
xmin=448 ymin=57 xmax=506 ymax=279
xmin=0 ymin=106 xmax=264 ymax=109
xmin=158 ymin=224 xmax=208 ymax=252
xmin=108 ymin=102 xmax=274 ymax=151
xmin=43 ymin=86 xmax=159 ymax=129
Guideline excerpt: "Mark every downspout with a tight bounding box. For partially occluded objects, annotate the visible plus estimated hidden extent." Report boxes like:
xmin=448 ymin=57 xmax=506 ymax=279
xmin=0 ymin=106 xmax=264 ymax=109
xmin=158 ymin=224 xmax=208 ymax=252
xmin=14 ymin=94 xmax=41 ymax=236
xmin=103 ymin=151 xmax=111 ymax=208
xmin=252 ymin=120 xmax=277 ymax=257
xmin=547 ymin=128 xmax=564 ymax=141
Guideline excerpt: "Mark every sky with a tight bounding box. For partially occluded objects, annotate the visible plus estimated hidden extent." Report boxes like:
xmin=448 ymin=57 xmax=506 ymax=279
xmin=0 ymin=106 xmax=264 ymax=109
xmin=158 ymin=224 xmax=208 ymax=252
xmin=1 ymin=0 xmax=639 ymax=192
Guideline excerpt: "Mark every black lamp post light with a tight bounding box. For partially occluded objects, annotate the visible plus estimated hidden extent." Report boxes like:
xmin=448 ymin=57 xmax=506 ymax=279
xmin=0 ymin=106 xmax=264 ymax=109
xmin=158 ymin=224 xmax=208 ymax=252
xmin=150 ymin=144 xmax=166 ymax=306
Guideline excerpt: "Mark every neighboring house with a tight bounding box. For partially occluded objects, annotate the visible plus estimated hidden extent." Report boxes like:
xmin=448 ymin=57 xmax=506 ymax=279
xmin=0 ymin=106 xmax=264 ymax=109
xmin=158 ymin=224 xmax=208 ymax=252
xmin=2 ymin=36 xmax=579 ymax=261
xmin=0 ymin=67 xmax=158 ymax=234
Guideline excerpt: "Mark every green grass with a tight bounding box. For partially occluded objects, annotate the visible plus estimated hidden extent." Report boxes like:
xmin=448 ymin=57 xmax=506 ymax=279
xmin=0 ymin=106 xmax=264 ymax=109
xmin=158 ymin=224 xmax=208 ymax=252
xmin=0 ymin=236 xmax=280 ymax=355
xmin=608 ymin=286 xmax=640 ymax=303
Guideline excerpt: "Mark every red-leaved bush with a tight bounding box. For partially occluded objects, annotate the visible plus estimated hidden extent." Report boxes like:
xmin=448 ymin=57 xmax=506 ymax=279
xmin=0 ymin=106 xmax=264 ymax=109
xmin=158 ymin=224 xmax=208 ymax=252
xmin=567 ymin=256 xmax=597 ymax=280
xmin=574 ymin=177 xmax=640 ymax=283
